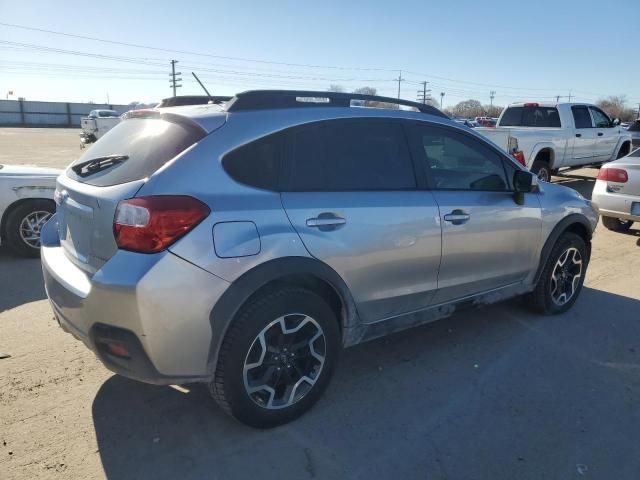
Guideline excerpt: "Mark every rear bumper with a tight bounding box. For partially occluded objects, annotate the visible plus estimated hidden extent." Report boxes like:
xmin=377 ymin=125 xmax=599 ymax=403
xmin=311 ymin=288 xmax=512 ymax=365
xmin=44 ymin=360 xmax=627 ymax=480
xmin=591 ymin=181 xmax=640 ymax=223
xmin=41 ymin=216 xmax=231 ymax=384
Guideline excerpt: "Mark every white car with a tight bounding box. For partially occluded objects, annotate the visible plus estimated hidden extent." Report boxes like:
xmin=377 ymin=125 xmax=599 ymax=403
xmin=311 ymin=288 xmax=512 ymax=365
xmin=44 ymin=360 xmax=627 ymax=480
xmin=0 ymin=164 xmax=61 ymax=257
xmin=477 ymin=102 xmax=632 ymax=181
xmin=591 ymin=148 xmax=640 ymax=232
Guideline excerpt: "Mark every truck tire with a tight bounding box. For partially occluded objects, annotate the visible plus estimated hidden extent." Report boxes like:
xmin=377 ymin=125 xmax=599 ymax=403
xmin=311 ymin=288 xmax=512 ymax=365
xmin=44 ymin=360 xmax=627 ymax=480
xmin=4 ymin=199 xmax=55 ymax=258
xmin=209 ymin=287 xmax=341 ymax=428
xmin=531 ymin=159 xmax=551 ymax=182
xmin=602 ymin=216 xmax=633 ymax=232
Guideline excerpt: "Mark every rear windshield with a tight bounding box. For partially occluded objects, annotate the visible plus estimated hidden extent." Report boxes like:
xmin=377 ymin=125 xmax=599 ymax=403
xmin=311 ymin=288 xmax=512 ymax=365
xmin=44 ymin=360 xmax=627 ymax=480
xmin=628 ymin=121 xmax=640 ymax=132
xmin=67 ymin=117 xmax=205 ymax=186
xmin=499 ymin=106 xmax=561 ymax=128
xmin=98 ymin=110 xmax=119 ymax=117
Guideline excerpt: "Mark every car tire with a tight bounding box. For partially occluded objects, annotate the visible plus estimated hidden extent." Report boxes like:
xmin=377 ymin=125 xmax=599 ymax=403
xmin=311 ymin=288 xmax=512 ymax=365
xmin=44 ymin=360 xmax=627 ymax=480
xmin=602 ymin=216 xmax=634 ymax=232
xmin=528 ymin=232 xmax=588 ymax=315
xmin=209 ymin=287 xmax=341 ymax=428
xmin=4 ymin=200 xmax=55 ymax=258
xmin=531 ymin=159 xmax=551 ymax=182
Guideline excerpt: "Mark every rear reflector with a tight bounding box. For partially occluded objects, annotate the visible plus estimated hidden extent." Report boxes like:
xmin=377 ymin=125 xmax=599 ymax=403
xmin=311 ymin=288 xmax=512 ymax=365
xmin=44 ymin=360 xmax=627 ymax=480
xmin=106 ymin=343 xmax=131 ymax=358
xmin=511 ymin=151 xmax=526 ymax=167
xmin=597 ymin=168 xmax=628 ymax=183
xmin=114 ymin=195 xmax=210 ymax=253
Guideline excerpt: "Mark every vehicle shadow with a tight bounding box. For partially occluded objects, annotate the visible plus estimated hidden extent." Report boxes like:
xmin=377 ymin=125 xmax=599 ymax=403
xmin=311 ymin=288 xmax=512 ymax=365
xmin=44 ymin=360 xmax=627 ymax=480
xmin=0 ymin=247 xmax=46 ymax=312
xmin=551 ymin=173 xmax=595 ymax=200
xmin=92 ymin=287 xmax=640 ymax=480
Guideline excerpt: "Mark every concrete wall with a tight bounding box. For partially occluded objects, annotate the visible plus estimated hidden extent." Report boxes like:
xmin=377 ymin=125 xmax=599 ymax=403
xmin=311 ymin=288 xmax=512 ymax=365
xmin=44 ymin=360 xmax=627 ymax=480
xmin=0 ymin=100 xmax=132 ymax=127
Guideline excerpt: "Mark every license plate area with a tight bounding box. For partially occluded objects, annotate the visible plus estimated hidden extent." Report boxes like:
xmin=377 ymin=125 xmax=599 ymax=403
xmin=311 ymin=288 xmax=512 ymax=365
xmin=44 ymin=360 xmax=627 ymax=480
xmin=631 ymin=202 xmax=640 ymax=216
xmin=59 ymin=196 xmax=94 ymax=263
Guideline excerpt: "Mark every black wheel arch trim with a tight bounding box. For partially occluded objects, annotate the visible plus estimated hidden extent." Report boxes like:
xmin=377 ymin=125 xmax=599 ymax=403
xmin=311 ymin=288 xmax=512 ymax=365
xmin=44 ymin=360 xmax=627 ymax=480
xmin=533 ymin=213 xmax=593 ymax=285
xmin=207 ymin=256 xmax=360 ymax=375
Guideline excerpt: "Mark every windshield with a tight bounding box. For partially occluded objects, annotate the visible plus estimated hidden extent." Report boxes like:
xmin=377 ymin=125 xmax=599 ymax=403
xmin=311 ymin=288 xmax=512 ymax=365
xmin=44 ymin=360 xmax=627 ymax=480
xmin=67 ymin=117 xmax=206 ymax=186
xmin=628 ymin=121 xmax=640 ymax=132
xmin=98 ymin=110 xmax=119 ymax=117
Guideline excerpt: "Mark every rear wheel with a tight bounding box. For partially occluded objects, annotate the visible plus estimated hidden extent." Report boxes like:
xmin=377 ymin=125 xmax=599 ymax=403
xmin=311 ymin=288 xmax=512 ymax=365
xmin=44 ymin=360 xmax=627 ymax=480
xmin=602 ymin=216 xmax=634 ymax=232
xmin=531 ymin=159 xmax=551 ymax=182
xmin=209 ymin=287 xmax=341 ymax=428
xmin=529 ymin=232 xmax=588 ymax=314
xmin=4 ymin=200 xmax=55 ymax=258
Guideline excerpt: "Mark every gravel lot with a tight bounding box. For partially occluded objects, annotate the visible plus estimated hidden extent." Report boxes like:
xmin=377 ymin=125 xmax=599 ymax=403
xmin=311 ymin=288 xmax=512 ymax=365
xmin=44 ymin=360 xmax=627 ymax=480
xmin=1 ymin=128 xmax=639 ymax=480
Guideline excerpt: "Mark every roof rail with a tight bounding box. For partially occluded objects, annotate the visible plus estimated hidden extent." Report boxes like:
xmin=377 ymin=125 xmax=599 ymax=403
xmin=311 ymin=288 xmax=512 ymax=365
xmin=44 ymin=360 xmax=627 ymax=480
xmin=225 ymin=90 xmax=449 ymax=118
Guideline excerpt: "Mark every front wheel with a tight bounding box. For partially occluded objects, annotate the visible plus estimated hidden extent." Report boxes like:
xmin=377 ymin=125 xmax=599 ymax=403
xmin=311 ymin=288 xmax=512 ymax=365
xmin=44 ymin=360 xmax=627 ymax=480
xmin=528 ymin=232 xmax=588 ymax=314
xmin=209 ymin=288 xmax=341 ymax=428
xmin=602 ymin=216 xmax=633 ymax=232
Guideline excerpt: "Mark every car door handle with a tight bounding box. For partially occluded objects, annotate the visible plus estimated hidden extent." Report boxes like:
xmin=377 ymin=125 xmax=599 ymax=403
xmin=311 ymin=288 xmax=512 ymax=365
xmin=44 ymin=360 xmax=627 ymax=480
xmin=443 ymin=210 xmax=470 ymax=225
xmin=597 ymin=132 xmax=603 ymax=136
xmin=575 ymin=133 xmax=582 ymax=138
xmin=306 ymin=214 xmax=346 ymax=230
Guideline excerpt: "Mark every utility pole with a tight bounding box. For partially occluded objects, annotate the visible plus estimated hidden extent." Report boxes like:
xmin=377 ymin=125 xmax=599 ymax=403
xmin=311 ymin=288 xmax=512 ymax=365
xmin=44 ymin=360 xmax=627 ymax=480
xmin=395 ymin=70 xmax=404 ymax=99
xmin=416 ymin=81 xmax=431 ymax=104
xmin=440 ymin=91 xmax=445 ymax=108
xmin=568 ymin=90 xmax=572 ymax=102
xmin=169 ymin=60 xmax=182 ymax=96
xmin=555 ymin=95 xmax=561 ymax=103
xmin=637 ymin=103 xmax=640 ymax=119
xmin=490 ymin=90 xmax=496 ymax=107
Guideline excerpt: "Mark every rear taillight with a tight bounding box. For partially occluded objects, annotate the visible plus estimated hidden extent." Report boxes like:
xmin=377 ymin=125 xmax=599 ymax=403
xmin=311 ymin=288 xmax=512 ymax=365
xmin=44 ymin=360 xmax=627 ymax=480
xmin=597 ymin=168 xmax=628 ymax=183
xmin=511 ymin=151 xmax=526 ymax=167
xmin=114 ymin=196 xmax=210 ymax=253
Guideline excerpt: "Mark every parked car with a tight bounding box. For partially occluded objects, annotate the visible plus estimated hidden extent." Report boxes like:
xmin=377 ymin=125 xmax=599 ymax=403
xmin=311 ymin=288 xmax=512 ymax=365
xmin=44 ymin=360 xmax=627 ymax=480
xmin=0 ymin=164 xmax=60 ymax=257
xmin=80 ymin=109 xmax=122 ymax=147
xmin=591 ymin=148 xmax=640 ymax=232
xmin=454 ymin=119 xmax=476 ymax=128
xmin=626 ymin=119 xmax=640 ymax=148
xmin=477 ymin=102 xmax=632 ymax=182
xmin=41 ymin=90 xmax=597 ymax=428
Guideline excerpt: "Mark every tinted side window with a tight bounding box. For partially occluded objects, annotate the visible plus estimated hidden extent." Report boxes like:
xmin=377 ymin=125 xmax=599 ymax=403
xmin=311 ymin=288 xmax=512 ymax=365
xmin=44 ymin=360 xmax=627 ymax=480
xmin=286 ymin=119 xmax=416 ymax=191
xmin=222 ymin=133 xmax=282 ymax=191
xmin=572 ymin=106 xmax=592 ymax=129
xmin=589 ymin=107 xmax=611 ymax=128
xmin=415 ymin=125 xmax=509 ymax=191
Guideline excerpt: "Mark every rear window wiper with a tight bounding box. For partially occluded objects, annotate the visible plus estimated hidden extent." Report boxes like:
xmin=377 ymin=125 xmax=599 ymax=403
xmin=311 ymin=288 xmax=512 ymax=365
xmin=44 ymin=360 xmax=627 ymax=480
xmin=71 ymin=154 xmax=129 ymax=177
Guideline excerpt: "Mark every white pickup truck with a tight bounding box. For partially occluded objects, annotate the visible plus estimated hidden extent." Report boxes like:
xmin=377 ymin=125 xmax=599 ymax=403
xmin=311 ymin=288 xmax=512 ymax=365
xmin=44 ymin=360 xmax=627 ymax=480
xmin=477 ymin=102 xmax=632 ymax=181
xmin=80 ymin=109 xmax=121 ymax=147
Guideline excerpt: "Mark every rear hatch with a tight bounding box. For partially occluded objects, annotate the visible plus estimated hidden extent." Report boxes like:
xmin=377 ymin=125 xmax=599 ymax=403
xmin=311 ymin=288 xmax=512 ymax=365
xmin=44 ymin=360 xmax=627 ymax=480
xmin=56 ymin=111 xmax=210 ymax=273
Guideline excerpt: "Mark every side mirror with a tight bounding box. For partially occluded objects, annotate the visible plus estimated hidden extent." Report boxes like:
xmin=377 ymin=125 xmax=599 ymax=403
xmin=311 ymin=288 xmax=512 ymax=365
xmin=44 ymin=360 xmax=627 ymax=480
xmin=513 ymin=170 xmax=538 ymax=205
xmin=612 ymin=118 xmax=621 ymax=127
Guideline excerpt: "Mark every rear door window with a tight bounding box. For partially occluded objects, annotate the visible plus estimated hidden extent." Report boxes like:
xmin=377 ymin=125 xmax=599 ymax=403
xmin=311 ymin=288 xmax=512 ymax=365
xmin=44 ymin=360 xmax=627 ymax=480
xmin=67 ymin=116 xmax=206 ymax=187
xmin=284 ymin=119 xmax=416 ymax=191
xmin=572 ymin=106 xmax=593 ymax=129
xmin=499 ymin=106 xmax=561 ymax=127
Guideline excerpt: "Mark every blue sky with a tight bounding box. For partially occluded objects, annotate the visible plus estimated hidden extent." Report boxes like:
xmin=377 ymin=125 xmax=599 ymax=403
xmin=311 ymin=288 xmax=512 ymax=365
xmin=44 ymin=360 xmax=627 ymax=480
xmin=0 ymin=0 xmax=638 ymax=108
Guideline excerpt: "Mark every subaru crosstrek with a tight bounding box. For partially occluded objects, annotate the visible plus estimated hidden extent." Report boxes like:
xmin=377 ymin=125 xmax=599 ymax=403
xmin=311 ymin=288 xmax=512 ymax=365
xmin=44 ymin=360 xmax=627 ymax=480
xmin=41 ymin=90 xmax=598 ymax=427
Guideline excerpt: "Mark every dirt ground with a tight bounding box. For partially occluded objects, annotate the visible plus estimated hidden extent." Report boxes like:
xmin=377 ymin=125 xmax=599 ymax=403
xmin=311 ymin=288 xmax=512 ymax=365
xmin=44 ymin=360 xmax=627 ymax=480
xmin=1 ymin=128 xmax=640 ymax=480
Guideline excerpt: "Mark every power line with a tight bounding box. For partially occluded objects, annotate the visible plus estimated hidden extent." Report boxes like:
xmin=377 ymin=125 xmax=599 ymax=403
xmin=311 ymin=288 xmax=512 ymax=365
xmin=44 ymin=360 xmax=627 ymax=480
xmin=0 ymin=21 xmax=398 ymax=72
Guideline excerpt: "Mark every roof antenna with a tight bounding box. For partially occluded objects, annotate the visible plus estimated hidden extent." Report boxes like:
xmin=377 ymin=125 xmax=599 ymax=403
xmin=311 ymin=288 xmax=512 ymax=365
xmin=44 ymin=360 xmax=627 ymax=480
xmin=191 ymin=72 xmax=213 ymax=103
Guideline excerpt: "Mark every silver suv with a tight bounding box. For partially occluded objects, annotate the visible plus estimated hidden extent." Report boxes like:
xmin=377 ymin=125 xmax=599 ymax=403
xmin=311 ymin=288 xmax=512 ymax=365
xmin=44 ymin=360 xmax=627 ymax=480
xmin=41 ymin=90 xmax=598 ymax=427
